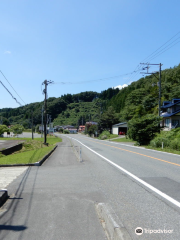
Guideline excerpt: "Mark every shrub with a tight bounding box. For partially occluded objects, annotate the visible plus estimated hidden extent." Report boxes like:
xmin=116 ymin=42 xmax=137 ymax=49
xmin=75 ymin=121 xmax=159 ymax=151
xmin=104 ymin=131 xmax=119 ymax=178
xmin=150 ymin=137 xmax=169 ymax=148
xmin=99 ymin=130 xmax=110 ymax=140
xmin=128 ymin=114 xmax=161 ymax=145
xmin=63 ymin=130 xmax=70 ymax=134
xmin=101 ymin=135 xmax=107 ymax=140
xmin=169 ymin=138 xmax=180 ymax=150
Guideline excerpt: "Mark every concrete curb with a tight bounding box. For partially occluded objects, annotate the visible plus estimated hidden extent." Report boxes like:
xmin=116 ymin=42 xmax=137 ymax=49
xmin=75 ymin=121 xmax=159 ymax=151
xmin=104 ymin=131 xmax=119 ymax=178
xmin=0 ymin=189 xmax=8 ymax=207
xmin=95 ymin=203 xmax=132 ymax=240
xmin=0 ymin=145 xmax=57 ymax=167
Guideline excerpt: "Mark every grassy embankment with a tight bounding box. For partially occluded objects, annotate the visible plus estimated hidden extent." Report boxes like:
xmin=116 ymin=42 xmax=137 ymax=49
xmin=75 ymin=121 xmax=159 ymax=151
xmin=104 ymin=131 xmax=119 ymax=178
xmin=98 ymin=130 xmax=135 ymax=142
xmin=111 ymin=138 xmax=135 ymax=143
xmin=0 ymin=136 xmax=62 ymax=165
xmin=145 ymin=128 xmax=180 ymax=155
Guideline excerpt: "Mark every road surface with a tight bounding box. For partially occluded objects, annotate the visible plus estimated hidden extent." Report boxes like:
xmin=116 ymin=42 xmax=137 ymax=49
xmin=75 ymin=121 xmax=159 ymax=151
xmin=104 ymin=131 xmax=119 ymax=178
xmin=0 ymin=133 xmax=180 ymax=239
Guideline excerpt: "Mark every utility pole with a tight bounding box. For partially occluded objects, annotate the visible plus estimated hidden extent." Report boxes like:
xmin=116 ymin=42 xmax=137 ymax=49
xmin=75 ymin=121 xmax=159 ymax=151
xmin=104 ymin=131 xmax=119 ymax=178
xmin=159 ymin=63 xmax=162 ymax=117
xmin=32 ymin=111 xmax=34 ymax=140
xmin=42 ymin=79 xmax=53 ymax=144
xmin=140 ymin=63 xmax=162 ymax=117
xmin=41 ymin=105 xmax=44 ymax=138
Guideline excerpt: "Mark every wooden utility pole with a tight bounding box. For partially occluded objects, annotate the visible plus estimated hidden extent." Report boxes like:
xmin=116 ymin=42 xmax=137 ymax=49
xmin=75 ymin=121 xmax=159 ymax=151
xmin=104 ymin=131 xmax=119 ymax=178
xmin=41 ymin=105 xmax=44 ymax=138
xmin=140 ymin=63 xmax=162 ymax=117
xmin=158 ymin=63 xmax=162 ymax=117
xmin=42 ymin=80 xmax=53 ymax=144
xmin=44 ymin=80 xmax=47 ymax=144
xmin=32 ymin=111 xmax=34 ymax=140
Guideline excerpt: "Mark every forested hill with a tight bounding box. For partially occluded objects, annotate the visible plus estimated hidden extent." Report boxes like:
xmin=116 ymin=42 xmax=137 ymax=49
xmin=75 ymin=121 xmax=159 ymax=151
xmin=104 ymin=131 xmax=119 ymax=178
xmin=108 ymin=64 xmax=180 ymax=121
xmin=0 ymin=88 xmax=119 ymax=127
xmin=1 ymin=64 xmax=180 ymax=128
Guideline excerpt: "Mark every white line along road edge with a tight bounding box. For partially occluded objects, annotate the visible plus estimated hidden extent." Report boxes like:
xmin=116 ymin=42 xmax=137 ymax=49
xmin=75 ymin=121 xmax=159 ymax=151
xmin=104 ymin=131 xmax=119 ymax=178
xmin=69 ymin=136 xmax=180 ymax=208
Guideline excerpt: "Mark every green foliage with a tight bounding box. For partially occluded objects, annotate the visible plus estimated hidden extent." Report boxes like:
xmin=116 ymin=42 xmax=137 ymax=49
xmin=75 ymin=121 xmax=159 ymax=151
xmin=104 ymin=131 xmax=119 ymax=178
xmin=148 ymin=128 xmax=180 ymax=152
xmin=87 ymin=124 xmax=98 ymax=136
xmin=128 ymin=114 xmax=161 ymax=145
xmin=59 ymin=128 xmax=63 ymax=133
xmin=54 ymin=99 xmax=105 ymax=126
xmin=125 ymin=88 xmax=147 ymax=106
xmin=98 ymin=130 xmax=110 ymax=140
xmin=150 ymin=137 xmax=169 ymax=148
xmin=11 ymin=124 xmax=24 ymax=135
xmin=98 ymin=106 xmax=119 ymax=132
xmin=63 ymin=130 xmax=70 ymax=134
xmin=0 ymin=125 xmax=9 ymax=135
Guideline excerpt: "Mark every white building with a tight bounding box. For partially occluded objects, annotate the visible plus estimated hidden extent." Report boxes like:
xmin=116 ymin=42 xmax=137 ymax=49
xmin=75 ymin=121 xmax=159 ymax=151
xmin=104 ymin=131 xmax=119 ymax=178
xmin=112 ymin=122 xmax=127 ymax=135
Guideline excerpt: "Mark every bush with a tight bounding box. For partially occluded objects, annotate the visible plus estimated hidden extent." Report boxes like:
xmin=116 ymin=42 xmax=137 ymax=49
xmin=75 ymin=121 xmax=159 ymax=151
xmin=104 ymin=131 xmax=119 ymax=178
xmin=87 ymin=124 xmax=98 ymax=136
xmin=101 ymin=135 xmax=107 ymax=140
xmin=128 ymin=114 xmax=161 ymax=145
xmin=63 ymin=130 xmax=70 ymax=134
xmin=59 ymin=128 xmax=63 ymax=133
xmin=99 ymin=130 xmax=110 ymax=140
xmin=150 ymin=137 xmax=169 ymax=148
xmin=169 ymin=138 xmax=180 ymax=150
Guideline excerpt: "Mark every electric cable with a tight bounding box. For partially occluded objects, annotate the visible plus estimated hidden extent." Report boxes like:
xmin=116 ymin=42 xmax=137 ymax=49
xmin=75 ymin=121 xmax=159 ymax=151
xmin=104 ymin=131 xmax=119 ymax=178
xmin=0 ymin=80 xmax=22 ymax=106
xmin=0 ymin=70 xmax=26 ymax=105
xmin=142 ymin=30 xmax=180 ymax=63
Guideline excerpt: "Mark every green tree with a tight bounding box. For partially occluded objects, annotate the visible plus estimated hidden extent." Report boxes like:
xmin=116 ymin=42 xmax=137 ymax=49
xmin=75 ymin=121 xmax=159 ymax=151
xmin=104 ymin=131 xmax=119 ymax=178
xmin=0 ymin=125 xmax=9 ymax=135
xmin=98 ymin=106 xmax=119 ymax=132
xmin=128 ymin=114 xmax=161 ymax=145
xmin=87 ymin=124 xmax=98 ymax=136
xmin=11 ymin=124 xmax=24 ymax=135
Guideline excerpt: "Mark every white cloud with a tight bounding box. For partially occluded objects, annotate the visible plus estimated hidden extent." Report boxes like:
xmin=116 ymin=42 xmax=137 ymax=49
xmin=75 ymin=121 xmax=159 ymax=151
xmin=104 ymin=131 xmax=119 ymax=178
xmin=4 ymin=50 xmax=11 ymax=54
xmin=113 ymin=84 xmax=128 ymax=89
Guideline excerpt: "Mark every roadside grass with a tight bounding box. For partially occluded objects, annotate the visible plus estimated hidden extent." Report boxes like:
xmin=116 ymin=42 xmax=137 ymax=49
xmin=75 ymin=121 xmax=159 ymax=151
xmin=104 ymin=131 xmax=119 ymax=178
xmin=111 ymin=138 xmax=135 ymax=143
xmin=0 ymin=146 xmax=55 ymax=164
xmin=0 ymin=136 xmax=62 ymax=164
xmin=109 ymin=134 xmax=119 ymax=139
xmin=145 ymin=145 xmax=180 ymax=155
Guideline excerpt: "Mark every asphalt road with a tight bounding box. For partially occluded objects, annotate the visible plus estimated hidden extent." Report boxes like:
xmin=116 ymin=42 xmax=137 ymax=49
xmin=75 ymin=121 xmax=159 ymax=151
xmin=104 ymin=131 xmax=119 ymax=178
xmin=1 ymin=133 xmax=180 ymax=239
xmin=57 ymin=133 xmax=180 ymax=239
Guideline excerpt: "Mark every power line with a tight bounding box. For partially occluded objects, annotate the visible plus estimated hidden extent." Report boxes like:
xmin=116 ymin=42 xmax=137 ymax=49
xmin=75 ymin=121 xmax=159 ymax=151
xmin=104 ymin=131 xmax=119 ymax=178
xmin=142 ymin=30 xmax=180 ymax=63
xmin=0 ymin=70 xmax=26 ymax=105
xmin=53 ymin=69 xmax=142 ymax=85
xmin=148 ymin=39 xmax=180 ymax=62
xmin=0 ymin=80 xmax=22 ymax=106
xmin=126 ymin=31 xmax=180 ymax=83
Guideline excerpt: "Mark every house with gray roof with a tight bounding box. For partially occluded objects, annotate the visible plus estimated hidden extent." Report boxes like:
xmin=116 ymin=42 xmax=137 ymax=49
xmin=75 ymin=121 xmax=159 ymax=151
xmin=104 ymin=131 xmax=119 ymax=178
xmin=112 ymin=122 xmax=127 ymax=135
xmin=160 ymin=98 xmax=180 ymax=129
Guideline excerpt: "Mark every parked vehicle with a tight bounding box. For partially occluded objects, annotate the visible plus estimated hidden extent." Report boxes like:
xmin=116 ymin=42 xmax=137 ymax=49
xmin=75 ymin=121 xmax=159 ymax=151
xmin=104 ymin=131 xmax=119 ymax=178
xmin=119 ymin=131 xmax=125 ymax=135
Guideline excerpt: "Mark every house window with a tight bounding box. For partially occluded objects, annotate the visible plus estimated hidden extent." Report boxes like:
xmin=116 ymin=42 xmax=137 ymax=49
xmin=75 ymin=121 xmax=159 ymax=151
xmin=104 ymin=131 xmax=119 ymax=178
xmin=172 ymin=120 xmax=179 ymax=127
xmin=167 ymin=108 xmax=171 ymax=113
xmin=165 ymin=119 xmax=170 ymax=127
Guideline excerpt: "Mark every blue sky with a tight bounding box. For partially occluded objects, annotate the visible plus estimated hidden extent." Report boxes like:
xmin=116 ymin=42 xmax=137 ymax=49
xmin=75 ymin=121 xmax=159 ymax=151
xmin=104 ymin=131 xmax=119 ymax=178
xmin=0 ymin=0 xmax=180 ymax=108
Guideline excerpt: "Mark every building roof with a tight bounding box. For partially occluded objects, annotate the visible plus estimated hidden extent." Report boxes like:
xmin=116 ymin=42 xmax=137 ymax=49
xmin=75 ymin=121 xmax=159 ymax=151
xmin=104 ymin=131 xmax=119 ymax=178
xmin=85 ymin=122 xmax=98 ymax=125
xmin=161 ymin=99 xmax=180 ymax=109
xmin=161 ymin=109 xmax=180 ymax=117
xmin=112 ymin=122 xmax=127 ymax=127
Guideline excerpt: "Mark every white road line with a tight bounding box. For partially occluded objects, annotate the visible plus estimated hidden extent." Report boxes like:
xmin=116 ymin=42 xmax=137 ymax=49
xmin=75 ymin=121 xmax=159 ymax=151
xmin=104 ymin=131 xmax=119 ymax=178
xmin=74 ymin=135 xmax=180 ymax=158
xmin=71 ymin=137 xmax=180 ymax=208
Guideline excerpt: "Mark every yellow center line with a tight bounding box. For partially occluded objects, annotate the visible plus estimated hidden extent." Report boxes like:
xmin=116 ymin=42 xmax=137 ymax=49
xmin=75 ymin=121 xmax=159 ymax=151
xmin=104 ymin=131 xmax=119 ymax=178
xmin=87 ymin=139 xmax=180 ymax=167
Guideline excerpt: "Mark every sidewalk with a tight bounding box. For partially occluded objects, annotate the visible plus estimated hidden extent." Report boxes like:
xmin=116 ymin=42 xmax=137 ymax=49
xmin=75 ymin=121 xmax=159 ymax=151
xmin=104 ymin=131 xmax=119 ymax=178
xmin=0 ymin=137 xmax=106 ymax=240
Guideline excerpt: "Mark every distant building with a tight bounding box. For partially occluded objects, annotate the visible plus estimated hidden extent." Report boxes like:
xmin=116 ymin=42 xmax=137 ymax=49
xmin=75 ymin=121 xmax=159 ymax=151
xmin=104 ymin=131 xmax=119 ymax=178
xmin=85 ymin=121 xmax=98 ymax=125
xmin=78 ymin=125 xmax=85 ymax=132
xmin=68 ymin=128 xmax=77 ymax=134
xmin=112 ymin=122 xmax=127 ymax=135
